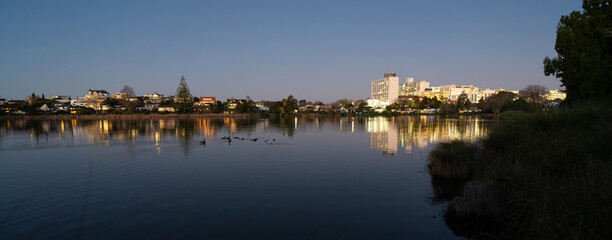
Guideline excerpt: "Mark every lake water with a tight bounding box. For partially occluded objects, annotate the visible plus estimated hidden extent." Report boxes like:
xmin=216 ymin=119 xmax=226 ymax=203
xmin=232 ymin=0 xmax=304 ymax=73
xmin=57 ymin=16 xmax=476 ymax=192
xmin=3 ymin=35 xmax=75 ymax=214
xmin=0 ymin=116 xmax=492 ymax=239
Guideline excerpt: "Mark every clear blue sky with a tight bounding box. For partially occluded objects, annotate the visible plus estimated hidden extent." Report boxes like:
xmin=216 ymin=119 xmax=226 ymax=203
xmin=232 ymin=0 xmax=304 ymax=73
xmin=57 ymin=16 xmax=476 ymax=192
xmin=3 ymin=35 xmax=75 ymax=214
xmin=0 ymin=0 xmax=581 ymax=102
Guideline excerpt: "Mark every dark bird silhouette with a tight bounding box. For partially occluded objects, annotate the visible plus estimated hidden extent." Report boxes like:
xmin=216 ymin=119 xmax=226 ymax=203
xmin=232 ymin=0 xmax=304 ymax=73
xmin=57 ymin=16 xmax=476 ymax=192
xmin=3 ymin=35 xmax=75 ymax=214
xmin=200 ymin=139 xmax=206 ymax=145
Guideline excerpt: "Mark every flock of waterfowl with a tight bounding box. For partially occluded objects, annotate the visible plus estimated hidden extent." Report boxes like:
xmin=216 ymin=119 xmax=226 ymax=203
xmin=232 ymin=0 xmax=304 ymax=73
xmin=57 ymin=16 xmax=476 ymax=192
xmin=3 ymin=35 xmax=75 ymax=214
xmin=199 ymin=136 xmax=276 ymax=145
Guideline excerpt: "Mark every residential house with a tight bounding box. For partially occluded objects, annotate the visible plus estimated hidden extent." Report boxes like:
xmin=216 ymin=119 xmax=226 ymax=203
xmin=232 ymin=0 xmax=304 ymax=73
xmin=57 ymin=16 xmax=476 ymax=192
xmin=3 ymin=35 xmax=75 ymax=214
xmin=53 ymin=102 xmax=71 ymax=112
xmin=112 ymin=92 xmax=128 ymax=99
xmin=256 ymin=102 xmax=270 ymax=111
xmin=158 ymin=106 xmax=175 ymax=112
xmin=196 ymin=97 xmax=216 ymax=106
xmin=144 ymin=93 xmax=165 ymax=104
xmin=1 ymin=105 xmax=15 ymax=114
xmin=51 ymin=95 xmax=70 ymax=100
xmin=226 ymin=99 xmax=246 ymax=111
xmin=83 ymin=89 xmax=109 ymax=110
xmin=38 ymin=104 xmax=53 ymax=112
xmin=70 ymin=106 xmax=85 ymax=114
xmin=70 ymin=98 xmax=85 ymax=107
xmin=136 ymin=103 xmax=159 ymax=111
xmin=85 ymin=89 xmax=109 ymax=100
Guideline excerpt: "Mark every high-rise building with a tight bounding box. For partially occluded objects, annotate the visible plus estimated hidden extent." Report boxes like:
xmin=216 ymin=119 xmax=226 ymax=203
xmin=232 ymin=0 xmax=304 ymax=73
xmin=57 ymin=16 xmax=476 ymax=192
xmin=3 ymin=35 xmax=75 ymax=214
xmin=371 ymin=73 xmax=399 ymax=104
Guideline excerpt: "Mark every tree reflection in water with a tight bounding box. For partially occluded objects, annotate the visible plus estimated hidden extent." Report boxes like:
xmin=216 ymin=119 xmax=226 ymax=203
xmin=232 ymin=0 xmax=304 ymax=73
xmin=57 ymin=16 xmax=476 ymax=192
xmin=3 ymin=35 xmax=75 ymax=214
xmin=0 ymin=116 xmax=493 ymax=156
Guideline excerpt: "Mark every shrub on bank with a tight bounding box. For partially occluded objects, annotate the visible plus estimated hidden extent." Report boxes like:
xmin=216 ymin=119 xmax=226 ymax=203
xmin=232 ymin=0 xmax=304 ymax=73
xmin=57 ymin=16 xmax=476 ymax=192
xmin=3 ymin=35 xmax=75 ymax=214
xmin=427 ymin=140 xmax=479 ymax=180
xmin=430 ymin=105 xmax=612 ymax=239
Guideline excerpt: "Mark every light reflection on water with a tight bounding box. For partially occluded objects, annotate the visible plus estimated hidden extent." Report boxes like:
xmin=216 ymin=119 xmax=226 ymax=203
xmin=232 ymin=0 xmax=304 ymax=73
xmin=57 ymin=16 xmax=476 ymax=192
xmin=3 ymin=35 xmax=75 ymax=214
xmin=2 ymin=116 xmax=489 ymax=156
xmin=0 ymin=116 xmax=493 ymax=239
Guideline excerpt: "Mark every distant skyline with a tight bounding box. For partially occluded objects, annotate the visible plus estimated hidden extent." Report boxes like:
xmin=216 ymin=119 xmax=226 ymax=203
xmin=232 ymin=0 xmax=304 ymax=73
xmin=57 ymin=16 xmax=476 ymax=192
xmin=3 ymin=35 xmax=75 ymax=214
xmin=1 ymin=0 xmax=581 ymax=102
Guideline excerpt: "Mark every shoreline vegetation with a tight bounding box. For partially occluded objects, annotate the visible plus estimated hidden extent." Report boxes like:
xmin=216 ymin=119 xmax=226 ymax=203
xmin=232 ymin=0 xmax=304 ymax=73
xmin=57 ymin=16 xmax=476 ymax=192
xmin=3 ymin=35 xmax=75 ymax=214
xmin=427 ymin=105 xmax=612 ymax=239
xmin=0 ymin=113 xmax=253 ymax=120
xmin=0 ymin=111 xmax=510 ymax=120
xmin=427 ymin=1 xmax=612 ymax=238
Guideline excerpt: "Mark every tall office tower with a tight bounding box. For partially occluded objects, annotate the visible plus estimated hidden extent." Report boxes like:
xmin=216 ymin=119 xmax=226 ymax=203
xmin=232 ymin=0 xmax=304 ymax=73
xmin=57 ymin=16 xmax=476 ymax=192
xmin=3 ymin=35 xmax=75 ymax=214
xmin=371 ymin=72 xmax=399 ymax=104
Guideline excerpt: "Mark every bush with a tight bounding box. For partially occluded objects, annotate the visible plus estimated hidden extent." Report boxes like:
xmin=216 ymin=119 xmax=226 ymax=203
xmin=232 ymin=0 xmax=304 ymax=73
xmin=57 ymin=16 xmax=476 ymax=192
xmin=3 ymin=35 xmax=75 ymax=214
xmin=427 ymin=140 xmax=479 ymax=180
xmin=431 ymin=105 xmax=612 ymax=239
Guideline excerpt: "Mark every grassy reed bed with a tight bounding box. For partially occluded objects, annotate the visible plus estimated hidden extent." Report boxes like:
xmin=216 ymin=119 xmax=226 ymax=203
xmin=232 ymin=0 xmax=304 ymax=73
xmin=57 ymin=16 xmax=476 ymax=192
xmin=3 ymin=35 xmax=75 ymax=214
xmin=428 ymin=105 xmax=612 ymax=239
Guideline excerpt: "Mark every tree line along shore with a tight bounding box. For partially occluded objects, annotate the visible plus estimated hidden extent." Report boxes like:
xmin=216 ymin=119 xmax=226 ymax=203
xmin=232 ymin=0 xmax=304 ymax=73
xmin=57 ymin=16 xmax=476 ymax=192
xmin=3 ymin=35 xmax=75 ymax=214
xmin=0 ymin=113 xmax=252 ymax=120
xmin=3 ymin=76 xmax=562 ymax=117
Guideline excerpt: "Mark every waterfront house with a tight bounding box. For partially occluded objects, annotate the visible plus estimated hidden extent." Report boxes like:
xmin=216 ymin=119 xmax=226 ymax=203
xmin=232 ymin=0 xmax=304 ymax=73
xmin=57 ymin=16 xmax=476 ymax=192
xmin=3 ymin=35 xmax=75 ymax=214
xmin=70 ymin=98 xmax=85 ymax=107
xmin=144 ymin=93 xmax=165 ymax=104
xmin=256 ymin=102 xmax=270 ymax=111
xmin=197 ymin=97 xmax=216 ymax=106
xmin=158 ymin=106 xmax=175 ymax=112
xmin=136 ymin=103 xmax=159 ymax=111
xmin=38 ymin=104 xmax=53 ymax=112
xmin=69 ymin=106 xmax=92 ymax=114
xmin=85 ymin=89 xmax=109 ymax=100
xmin=53 ymin=102 xmax=71 ymax=112
xmin=0 ymin=106 xmax=15 ymax=114
xmin=112 ymin=92 xmax=128 ymax=99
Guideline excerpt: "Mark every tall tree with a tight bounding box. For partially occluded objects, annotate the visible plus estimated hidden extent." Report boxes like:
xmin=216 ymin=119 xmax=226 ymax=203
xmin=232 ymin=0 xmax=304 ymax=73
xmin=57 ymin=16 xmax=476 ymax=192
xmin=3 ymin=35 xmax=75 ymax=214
xmin=121 ymin=85 xmax=135 ymax=98
xmin=456 ymin=93 xmax=470 ymax=109
xmin=280 ymin=95 xmax=298 ymax=115
xmin=519 ymin=85 xmax=548 ymax=103
xmin=431 ymin=96 xmax=442 ymax=108
xmin=120 ymin=85 xmax=136 ymax=113
xmin=29 ymin=93 xmax=37 ymax=105
xmin=543 ymin=0 xmax=612 ymax=103
xmin=174 ymin=76 xmax=193 ymax=113
xmin=485 ymin=91 xmax=517 ymax=114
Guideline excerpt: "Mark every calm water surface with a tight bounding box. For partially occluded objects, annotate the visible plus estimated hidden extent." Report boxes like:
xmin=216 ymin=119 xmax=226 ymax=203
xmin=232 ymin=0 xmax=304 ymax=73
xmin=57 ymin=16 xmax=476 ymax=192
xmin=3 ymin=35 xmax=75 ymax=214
xmin=0 ymin=116 xmax=492 ymax=239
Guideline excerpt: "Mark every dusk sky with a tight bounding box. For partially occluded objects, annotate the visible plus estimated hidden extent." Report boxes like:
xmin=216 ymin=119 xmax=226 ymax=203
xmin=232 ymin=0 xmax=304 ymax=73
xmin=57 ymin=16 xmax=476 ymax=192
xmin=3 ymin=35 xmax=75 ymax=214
xmin=0 ymin=0 xmax=581 ymax=102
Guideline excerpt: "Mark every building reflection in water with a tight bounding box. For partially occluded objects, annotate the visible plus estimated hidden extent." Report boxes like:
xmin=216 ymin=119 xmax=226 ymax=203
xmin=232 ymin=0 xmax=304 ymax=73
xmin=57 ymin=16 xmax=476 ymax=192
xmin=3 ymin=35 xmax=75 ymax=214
xmin=367 ymin=117 xmax=398 ymax=155
xmin=367 ymin=116 xmax=489 ymax=155
xmin=0 ymin=116 xmax=490 ymax=156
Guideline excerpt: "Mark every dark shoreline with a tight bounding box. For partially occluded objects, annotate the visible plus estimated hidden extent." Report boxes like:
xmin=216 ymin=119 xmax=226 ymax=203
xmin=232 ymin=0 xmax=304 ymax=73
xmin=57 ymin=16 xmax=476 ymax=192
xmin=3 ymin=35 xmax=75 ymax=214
xmin=0 ymin=112 xmax=510 ymax=120
xmin=427 ymin=106 xmax=612 ymax=239
xmin=0 ymin=113 xmax=252 ymax=120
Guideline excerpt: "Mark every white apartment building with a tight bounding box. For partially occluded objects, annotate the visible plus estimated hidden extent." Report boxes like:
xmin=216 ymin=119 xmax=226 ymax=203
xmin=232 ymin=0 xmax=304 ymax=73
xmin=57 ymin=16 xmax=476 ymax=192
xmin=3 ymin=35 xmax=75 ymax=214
xmin=369 ymin=72 xmax=517 ymax=106
xmin=436 ymin=85 xmax=480 ymax=102
xmin=399 ymin=78 xmax=430 ymax=96
xmin=546 ymin=90 xmax=567 ymax=100
xmin=472 ymin=89 xmax=505 ymax=102
xmin=371 ymin=72 xmax=399 ymax=105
